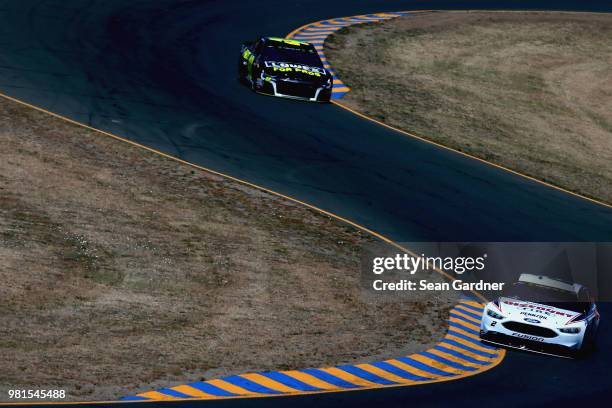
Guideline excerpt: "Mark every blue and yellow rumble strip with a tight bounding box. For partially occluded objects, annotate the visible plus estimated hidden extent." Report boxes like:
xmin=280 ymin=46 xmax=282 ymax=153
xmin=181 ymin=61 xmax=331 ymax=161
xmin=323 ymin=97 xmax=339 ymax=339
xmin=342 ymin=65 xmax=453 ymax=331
xmin=122 ymin=300 xmax=504 ymax=401
xmin=285 ymin=12 xmax=414 ymax=99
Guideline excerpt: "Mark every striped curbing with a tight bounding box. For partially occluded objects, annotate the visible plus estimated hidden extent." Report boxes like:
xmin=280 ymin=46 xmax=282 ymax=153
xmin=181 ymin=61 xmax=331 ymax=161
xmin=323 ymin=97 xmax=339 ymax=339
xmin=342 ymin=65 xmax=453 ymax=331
xmin=122 ymin=299 xmax=504 ymax=401
xmin=285 ymin=12 xmax=417 ymax=99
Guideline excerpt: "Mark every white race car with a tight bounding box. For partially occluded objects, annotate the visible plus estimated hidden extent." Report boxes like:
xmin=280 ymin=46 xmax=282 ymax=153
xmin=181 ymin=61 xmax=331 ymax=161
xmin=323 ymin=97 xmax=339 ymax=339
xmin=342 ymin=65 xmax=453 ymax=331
xmin=480 ymin=274 xmax=599 ymax=357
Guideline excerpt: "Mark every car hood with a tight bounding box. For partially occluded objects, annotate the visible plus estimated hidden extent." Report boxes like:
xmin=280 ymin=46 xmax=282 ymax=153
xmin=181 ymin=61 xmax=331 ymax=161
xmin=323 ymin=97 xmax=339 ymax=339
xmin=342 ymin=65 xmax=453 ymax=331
xmin=497 ymin=297 xmax=582 ymax=327
xmin=263 ymin=61 xmax=329 ymax=82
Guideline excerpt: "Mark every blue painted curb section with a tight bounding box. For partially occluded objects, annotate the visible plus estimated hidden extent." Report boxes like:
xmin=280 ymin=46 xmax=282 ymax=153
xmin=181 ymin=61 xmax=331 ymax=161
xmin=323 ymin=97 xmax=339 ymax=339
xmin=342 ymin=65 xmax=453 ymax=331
xmin=286 ymin=11 xmax=415 ymax=99
xmin=122 ymin=300 xmax=504 ymax=401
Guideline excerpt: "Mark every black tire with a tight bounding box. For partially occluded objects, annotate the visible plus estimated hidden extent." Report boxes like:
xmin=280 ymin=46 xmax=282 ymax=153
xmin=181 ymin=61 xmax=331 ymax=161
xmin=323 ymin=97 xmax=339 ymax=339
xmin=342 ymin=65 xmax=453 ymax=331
xmin=250 ymin=68 xmax=262 ymax=91
xmin=574 ymin=332 xmax=597 ymax=359
xmin=318 ymin=89 xmax=332 ymax=103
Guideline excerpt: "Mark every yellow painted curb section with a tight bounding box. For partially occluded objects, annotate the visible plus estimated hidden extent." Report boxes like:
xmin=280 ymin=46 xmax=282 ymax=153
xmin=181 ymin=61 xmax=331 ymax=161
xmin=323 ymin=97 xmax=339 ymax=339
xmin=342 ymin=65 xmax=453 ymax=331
xmin=122 ymin=301 xmax=504 ymax=402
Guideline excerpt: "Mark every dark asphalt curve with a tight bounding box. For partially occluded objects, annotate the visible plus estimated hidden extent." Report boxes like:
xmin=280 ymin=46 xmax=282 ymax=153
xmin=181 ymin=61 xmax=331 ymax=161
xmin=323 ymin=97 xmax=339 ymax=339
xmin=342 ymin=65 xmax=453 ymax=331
xmin=0 ymin=1 xmax=611 ymax=407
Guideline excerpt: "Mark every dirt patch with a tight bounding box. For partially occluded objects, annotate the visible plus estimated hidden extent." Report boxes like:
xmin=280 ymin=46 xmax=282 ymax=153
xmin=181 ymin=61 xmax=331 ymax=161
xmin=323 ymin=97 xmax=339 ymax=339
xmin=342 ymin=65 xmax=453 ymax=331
xmin=0 ymin=95 xmax=457 ymax=401
xmin=325 ymin=11 xmax=612 ymax=204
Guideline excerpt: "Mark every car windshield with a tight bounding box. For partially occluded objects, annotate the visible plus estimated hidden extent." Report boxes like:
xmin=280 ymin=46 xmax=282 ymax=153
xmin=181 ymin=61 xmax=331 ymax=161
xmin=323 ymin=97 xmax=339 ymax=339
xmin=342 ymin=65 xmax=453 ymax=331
xmin=503 ymin=282 xmax=588 ymax=313
xmin=262 ymin=42 xmax=323 ymax=67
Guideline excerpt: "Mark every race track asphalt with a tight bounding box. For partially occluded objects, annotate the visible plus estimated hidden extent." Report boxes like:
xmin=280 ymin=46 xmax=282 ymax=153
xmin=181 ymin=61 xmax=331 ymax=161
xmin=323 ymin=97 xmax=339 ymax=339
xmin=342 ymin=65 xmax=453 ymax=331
xmin=0 ymin=1 xmax=610 ymax=406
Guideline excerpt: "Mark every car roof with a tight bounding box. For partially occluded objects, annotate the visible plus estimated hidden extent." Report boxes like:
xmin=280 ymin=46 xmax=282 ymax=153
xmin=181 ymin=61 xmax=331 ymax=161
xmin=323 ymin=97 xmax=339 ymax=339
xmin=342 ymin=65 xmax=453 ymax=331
xmin=263 ymin=37 xmax=313 ymax=49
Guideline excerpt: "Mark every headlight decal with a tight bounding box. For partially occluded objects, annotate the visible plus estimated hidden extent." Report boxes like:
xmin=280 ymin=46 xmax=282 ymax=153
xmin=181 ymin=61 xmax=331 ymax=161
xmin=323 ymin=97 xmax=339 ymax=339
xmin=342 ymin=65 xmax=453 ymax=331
xmin=559 ymin=327 xmax=581 ymax=334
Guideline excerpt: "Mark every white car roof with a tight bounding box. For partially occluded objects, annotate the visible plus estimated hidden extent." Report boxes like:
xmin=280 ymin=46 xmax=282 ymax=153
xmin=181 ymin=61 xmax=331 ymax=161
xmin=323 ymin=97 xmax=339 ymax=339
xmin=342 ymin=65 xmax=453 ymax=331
xmin=518 ymin=273 xmax=582 ymax=293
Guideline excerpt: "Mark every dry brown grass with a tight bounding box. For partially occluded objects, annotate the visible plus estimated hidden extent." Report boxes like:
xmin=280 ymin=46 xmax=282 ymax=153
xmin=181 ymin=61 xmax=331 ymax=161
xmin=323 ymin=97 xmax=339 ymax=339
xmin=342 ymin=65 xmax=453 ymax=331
xmin=325 ymin=11 xmax=612 ymax=204
xmin=0 ymin=95 xmax=455 ymax=401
